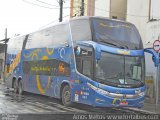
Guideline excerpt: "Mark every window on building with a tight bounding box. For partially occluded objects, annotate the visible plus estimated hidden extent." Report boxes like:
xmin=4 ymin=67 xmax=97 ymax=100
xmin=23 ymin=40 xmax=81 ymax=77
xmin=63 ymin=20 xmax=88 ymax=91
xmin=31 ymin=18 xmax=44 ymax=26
xmin=112 ymin=16 xmax=117 ymax=19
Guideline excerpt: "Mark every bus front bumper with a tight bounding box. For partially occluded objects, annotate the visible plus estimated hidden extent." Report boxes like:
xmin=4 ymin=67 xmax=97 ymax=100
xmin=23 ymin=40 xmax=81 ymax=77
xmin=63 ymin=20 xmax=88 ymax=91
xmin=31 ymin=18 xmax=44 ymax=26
xmin=93 ymin=92 xmax=144 ymax=108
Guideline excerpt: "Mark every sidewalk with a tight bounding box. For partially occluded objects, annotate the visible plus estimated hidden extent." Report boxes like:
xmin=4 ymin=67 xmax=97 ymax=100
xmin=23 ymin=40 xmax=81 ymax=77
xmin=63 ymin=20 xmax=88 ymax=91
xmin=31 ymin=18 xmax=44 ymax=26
xmin=0 ymin=79 xmax=3 ymax=84
xmin=142 ymin=103 xmax=160 ymax=114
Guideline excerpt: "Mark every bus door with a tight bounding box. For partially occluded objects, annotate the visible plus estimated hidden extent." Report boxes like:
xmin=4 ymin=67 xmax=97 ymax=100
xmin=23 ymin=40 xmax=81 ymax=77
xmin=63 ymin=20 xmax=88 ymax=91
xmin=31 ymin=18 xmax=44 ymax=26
xmin=74 ymin=45 xmax=95 ymax=105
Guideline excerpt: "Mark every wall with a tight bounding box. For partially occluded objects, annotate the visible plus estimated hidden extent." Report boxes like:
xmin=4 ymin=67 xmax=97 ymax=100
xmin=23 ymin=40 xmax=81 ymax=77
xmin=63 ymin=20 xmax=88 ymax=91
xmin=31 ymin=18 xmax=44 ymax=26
xmin=145 ymin=20 xmax=160 ymax=48
xmin=127 ymin=0 xmax=150 ymax=45
xmin=70 ymin=0 xmax=93 ymax=17
xmin=110 ymin=0 xmax=127 ymax=20
xmin=70 ymin=0 xmax=81 ymax=17
xmin=145 ymin=52 xmax=157 ymax=103
xmin=94 ymin=0 xmax=110 ymax=17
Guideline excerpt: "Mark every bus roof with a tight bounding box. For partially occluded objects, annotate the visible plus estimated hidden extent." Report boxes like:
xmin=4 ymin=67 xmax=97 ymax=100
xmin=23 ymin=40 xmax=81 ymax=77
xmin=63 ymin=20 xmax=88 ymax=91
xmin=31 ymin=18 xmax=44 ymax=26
xmin=69 ymin=16 xmax=135 ymax=26
xmin=9 ymin=16 xmax=135 ymax=40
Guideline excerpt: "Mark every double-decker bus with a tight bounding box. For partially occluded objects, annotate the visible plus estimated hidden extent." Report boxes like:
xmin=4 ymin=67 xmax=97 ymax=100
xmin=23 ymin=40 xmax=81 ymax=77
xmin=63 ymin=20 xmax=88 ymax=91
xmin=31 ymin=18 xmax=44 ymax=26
xmin=5 ymin=16 xmax=159 ymax=108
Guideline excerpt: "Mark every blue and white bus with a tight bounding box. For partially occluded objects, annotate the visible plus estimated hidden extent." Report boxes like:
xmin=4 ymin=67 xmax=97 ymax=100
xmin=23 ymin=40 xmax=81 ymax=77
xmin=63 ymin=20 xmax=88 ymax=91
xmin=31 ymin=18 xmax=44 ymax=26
xmin=5 ymin=17 xmax=159 ymax=108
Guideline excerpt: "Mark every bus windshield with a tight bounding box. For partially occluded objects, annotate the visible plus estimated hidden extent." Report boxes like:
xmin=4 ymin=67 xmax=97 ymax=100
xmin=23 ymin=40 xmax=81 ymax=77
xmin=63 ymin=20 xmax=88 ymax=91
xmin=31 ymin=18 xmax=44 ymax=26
xmin=95 ymin=52 xmax=145 ymax=88
xmin=91 ymin=18 xmax=143 ymax=49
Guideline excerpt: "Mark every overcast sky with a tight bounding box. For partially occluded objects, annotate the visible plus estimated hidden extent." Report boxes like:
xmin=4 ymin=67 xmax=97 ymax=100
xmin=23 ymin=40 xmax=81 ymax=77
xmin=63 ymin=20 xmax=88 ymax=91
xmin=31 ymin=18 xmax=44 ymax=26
xmin=0 ymin=0 xmax=70 ymax=40
xmin=0 ymin=0 xmax=160 ymax=40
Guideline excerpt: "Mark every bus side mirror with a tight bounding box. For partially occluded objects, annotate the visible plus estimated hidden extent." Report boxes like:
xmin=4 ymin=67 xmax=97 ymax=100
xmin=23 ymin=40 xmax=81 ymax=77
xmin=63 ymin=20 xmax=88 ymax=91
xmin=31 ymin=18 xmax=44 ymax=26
xmin=144 ymin=48 xmax=159 ymax=67
xmin=152 ymin=56 xmax=155 ymax=62
xmin=75 ymin=40 xmax=101 ymax=60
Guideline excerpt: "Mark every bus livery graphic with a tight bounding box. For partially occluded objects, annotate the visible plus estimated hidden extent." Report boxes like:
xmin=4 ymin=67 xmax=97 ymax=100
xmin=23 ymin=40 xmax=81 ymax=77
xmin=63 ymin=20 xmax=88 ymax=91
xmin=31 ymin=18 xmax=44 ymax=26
xmin=46 ymin=48 xmax=54 ymax=55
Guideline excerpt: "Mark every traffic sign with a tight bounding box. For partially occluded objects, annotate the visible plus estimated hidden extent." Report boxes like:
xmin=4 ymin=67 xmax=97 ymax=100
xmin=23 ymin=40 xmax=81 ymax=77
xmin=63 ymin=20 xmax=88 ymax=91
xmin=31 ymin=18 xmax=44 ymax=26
xmin=153 ymin=40 xmax=160 ymax=52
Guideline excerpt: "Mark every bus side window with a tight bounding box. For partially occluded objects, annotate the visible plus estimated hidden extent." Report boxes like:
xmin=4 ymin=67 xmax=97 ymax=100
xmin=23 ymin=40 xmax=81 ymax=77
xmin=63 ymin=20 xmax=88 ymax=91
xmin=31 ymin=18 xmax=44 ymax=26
xmin=82 ymin=60 xmax=91 ymax=77
xmin=76 ymin=58 xmax=82 ymax=73
xmin=74 ymin=45 xmax=93 ymax=78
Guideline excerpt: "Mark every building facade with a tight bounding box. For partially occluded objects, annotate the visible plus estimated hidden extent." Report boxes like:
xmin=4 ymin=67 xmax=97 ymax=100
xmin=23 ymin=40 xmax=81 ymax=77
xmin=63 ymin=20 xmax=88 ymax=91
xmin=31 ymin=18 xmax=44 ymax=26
xmin=70 ymin=0 xmax=95 ymax=17
xmin=70 ymin=0 xmax=127 ymax=20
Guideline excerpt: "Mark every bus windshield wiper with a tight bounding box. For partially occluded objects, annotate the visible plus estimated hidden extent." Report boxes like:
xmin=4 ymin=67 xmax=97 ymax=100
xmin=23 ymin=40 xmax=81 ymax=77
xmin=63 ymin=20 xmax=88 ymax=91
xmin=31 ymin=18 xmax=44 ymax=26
xmin=126 ymin=77 xmax=144 ymax=85
xmin=95 ymin=77 xmax=112 ymax=85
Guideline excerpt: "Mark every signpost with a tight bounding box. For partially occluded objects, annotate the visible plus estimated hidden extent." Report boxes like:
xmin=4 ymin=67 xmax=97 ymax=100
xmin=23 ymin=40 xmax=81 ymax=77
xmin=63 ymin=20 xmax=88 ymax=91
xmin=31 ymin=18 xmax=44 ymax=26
xmin=153 ymin=39 xmax=160 ymax=111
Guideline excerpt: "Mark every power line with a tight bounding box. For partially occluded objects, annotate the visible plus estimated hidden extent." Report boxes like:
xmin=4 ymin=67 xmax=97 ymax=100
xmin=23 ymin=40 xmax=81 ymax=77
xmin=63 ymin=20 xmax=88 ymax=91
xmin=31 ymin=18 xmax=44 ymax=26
xmin=22 ymin=0 xmax=59 ymax=9
xmin=39 ymin=9 xmax=82 ymax=29
xmin=22 ymin=0 xmax=73 ymax=9
xmin=39 ymin=14 xmax=70 ymax=29
xmin=35 ymin=0 xmax=59 ymax=7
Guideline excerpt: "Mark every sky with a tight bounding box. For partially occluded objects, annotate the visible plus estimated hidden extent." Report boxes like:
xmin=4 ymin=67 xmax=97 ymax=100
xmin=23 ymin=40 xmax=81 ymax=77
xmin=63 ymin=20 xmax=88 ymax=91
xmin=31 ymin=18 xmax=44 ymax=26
xmin=0 ymin=0 xmax=70 ymax=40
xmin=0 ymin=0 xmax=160 ymax=41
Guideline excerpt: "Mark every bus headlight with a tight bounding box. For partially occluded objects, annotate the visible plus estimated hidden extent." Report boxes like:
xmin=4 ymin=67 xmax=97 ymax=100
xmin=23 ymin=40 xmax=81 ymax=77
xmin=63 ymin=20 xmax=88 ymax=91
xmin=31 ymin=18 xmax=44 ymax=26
xmin=87 ymin=83 xmax=109 ymax=95
xmin=138 ymin=91 xmax=145 ymax=97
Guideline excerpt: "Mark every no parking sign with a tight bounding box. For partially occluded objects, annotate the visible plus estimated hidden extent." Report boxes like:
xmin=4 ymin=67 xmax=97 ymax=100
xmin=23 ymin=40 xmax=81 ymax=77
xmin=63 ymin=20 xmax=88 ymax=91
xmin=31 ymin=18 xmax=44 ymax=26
xmin=153 ymin=40 xmax=160 ymax=52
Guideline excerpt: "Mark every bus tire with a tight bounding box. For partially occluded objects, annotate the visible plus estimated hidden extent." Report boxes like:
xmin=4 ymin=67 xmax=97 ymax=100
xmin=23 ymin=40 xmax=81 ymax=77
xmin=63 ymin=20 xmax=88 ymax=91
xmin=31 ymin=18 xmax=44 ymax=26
xmin=18 ymin=80 xmax=23 ymax=95
xmin=13 ymin=80 xmax=18 ymax=93
xmin=62 ymin=85 xmax=73 ymax=107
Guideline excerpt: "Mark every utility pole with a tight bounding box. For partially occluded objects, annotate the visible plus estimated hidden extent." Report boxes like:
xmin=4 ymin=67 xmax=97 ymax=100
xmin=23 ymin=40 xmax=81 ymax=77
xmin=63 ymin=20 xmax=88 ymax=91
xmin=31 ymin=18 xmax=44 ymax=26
xmin=5 ymin=28 xmax=7 ymax=40
xmin=80 ymin=0 xmax=84 ymax=16
xmin=59 ymin=0 xmax=63 ymax=22
xmin=3 ymin=28 xmax=8 ymax=83
xmin=148 ymin=0 xmax=151 ymax=21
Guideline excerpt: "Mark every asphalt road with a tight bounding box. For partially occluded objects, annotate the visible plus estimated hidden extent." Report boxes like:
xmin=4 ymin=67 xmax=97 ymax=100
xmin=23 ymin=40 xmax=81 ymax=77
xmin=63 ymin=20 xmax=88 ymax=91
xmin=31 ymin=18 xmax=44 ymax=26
xmin=0 ymin=84 xmax=147 ymax=114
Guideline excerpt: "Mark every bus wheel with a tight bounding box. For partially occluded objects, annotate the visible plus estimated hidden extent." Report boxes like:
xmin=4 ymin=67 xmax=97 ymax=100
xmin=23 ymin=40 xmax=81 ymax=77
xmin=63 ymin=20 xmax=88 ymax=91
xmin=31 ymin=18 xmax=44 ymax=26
xmin=62 ymin=85 xmax=72 ymax=107
xmin=18 ymin=80 xmax=23 ymax=95
xmin=13 ymin=80 xmax=18 ymax=93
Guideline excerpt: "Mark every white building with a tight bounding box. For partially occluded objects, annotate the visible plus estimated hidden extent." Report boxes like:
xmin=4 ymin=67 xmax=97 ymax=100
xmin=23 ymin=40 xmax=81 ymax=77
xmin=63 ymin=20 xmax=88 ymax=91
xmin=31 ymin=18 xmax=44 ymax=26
xmin=127 ymin=0 xmax=160 ymax=104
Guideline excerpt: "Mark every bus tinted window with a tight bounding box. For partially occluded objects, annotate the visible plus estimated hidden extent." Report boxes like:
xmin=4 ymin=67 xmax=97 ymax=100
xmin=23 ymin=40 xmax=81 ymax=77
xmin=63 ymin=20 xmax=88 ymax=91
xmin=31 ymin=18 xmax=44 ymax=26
xmin=26 ymin=23 xmax=69 ymax=49
xmin=70 ymin=19 xmax=92 ymax=42
xmin=7 ymin=36 xmax=25 ymax=54
xmin=23 ymin=59 xmax=70 ymax=76
xmin=92 ymin=18 xmax=143 ymax=49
